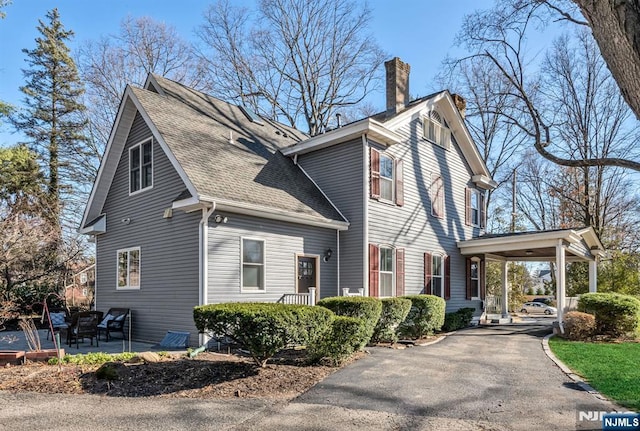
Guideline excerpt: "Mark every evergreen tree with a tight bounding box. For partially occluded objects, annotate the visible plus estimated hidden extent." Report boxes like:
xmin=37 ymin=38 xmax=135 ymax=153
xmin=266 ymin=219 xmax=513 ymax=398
xmin=13 ymin=8 xmax=87 ymax=230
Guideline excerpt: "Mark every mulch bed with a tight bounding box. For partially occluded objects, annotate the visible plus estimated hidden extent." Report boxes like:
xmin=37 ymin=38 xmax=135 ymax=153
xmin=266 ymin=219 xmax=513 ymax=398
xmin=0 ymin=349 xmax=343 ymax=399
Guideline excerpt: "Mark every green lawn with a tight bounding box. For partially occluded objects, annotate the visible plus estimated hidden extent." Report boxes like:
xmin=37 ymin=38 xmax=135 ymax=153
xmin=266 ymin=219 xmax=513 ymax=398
xmin=549 ymin=337 xmax=640 ymax=410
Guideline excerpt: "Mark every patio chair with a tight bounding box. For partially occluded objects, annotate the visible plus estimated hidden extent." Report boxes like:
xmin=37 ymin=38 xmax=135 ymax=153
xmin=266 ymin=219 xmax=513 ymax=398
xmin=66 ymin=311 xmax=103 ymax=348
xmin=45 ymin=307 xmax=70 ymax=341
xmin=97 ymin=308 xmax=129 ymax=342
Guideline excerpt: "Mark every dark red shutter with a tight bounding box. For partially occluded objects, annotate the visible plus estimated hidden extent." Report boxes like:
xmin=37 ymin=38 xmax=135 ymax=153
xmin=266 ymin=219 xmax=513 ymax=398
xmin=370 ymin=148 xmax=380 ymax=199
xmin=395 ymin=159 xmax=404 ymax=206
xmin=465 ymin=258 xmax=472 ymax=300
xmin=480 ymin=259 xmax=486 ymax=300
xmin=423 ymin=252 xmax=432 ymax=294
xmin=369 ymin=244 xmax=379 ymax=297
xmin=444 ymin=255 xmax=451 ymax=300
xmin=396 ymin=248 xmax=405 ymax=297
xmin=465 ymin=188 xmax=472 ymax=226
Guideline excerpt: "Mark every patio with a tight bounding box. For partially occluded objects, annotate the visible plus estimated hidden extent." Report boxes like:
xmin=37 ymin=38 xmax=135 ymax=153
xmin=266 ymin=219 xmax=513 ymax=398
xmin=0 ymin=329 xmax=167 ymax=356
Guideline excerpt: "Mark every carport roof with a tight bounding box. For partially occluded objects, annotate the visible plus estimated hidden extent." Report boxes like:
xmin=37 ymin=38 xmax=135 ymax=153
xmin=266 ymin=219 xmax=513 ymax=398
xmin=457 ymin=227 xmax=605 ymax=262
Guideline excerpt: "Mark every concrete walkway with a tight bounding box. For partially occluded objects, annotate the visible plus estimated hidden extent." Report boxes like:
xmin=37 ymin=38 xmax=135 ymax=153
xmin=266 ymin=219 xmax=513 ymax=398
xmin=0 ymin=324 xmax=620 ymax=430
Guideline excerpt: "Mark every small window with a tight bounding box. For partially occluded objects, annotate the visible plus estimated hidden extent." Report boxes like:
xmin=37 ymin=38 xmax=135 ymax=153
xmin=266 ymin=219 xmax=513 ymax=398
xmin=242 ymin=238 xmax=265 ymax=291
xmin=469 ymin=261 xmax=480 ymax=299
xmin=432 ymin=254 xmax=444 ymax=297
xmin=466 ymin=188 xmax=483 ymax=227
xmin=379 ymin=154 xmax=394 ymax=201
xmin=129 ymin=139 xmax=153 ymax=194
xmin=80 ymin=273 xmax=87 ymax=284
xmin=431 ymin=174 xmax=444 ymax=218
xmin=82 ymin=288 xmax=88 ymax=297
xmin=423 ymin=111 xmax=451 ymax=149
xmin=117 ymin=247 xmax=140 ymax=290
xmin=379 ymin=247 xmax=394 ymax=297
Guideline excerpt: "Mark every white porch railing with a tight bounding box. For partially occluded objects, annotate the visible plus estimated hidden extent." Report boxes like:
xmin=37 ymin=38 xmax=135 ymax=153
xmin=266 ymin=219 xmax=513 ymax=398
xmin=277 ymin=287 xmax=316 ymax=306
xmin=342 ymin=288 xmax=365 ymax=297
xmin=484 ymin=294 xmax=501 ymax=314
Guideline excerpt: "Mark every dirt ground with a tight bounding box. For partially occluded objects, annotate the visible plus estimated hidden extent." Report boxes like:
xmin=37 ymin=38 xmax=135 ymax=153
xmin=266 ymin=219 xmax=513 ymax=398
xmin=0 ymin=349 xmax=344 ymax=399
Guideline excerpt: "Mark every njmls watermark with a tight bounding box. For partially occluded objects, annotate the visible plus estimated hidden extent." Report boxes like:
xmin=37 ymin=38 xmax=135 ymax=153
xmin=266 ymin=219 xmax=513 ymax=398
xmin=577 ymin=410 xmax=640 ymax=430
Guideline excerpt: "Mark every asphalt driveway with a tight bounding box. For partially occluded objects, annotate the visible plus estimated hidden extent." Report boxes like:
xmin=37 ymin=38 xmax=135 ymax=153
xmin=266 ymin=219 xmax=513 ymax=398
xmin=0 ymin=324 xmax=619 ymax=430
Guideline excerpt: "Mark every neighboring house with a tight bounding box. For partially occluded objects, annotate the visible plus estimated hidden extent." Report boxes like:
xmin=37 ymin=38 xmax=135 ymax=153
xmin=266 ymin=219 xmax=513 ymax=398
xmin=64 ymin=264 xmax=95 ymax=309
xmin=80 ymin=57 xmax=496 ymax=345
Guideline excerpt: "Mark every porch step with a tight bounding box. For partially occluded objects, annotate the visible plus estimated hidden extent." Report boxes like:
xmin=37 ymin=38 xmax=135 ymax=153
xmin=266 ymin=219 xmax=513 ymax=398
xmin=480 ymin=314 xmax=513 ymax=325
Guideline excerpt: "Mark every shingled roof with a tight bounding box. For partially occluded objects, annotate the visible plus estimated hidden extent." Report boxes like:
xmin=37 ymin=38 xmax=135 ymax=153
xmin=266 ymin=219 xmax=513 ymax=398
xmin=81 ymin=75 xmax=347 ymax=230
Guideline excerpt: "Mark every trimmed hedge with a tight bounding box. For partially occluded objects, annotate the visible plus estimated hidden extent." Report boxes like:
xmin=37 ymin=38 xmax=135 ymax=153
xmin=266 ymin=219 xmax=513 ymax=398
xmin=371 ymin=297 xmax=412 ymax=343
xmin=398 ymin=295 xmax=446 ymax=338
xmin=442 ymin=307 xmax=475 ymax=332
xmin=578 ymin=293 xmax=640 ymax=338
xmin=562 ymin=311 xmax=596 ymax=341
xmin=317 ymin=296 xmax=382 ymax=349
xmin=308 ymin=316 xmax=369 ymax=366
xmin=193 ymin=303 xmax=334 ymax=366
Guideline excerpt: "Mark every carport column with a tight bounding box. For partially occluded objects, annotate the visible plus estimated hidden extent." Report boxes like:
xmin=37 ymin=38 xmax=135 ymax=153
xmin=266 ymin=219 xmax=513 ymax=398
xmin=588 ymin=259 xmax=598 ymax=293
xmin=501 ymin=260 xmax=509 ymax=318
xmin=556 ymin=240 xmax=566 ymax=327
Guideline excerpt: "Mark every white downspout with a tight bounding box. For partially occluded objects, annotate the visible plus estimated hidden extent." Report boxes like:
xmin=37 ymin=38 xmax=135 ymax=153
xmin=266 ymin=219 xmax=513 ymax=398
xmin=199 ymin=203 xmax=216 ymax=345
xmin=362 ymin=134 xmax=369 ymax=297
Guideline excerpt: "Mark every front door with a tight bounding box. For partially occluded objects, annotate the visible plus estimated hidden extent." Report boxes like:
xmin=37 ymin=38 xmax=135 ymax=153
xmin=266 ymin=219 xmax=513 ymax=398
xmin=297 ymin=256 xmax=318 ymax=295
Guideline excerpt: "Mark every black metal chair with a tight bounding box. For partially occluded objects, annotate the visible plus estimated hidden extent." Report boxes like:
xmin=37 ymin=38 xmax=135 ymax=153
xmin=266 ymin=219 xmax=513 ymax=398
xmin=66 ymin=311 xmax=103 ymax=348
xmin=97 ymin=308 xmax=129 ymax=342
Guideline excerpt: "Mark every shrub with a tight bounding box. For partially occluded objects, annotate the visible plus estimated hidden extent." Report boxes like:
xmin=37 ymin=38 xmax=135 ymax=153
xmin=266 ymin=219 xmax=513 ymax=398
xmin=578 ymin=293 xmax=640 ymax=338
xmin=317 ymin=296 xmax=382 ymax=348
xmin=308 ymin=316 xmax=369 ymax=366
xmin=193 ymin=303 xmax=334 ymax=367
xmin=398 ymin=295 xmax=446 ymax=338
xmin=48 ymin=351 xmax=138 ymax=365
xmin=562 ymin=311 xmax=596 ymax=341
xmin=371 ymin=297 xmax=411 ymax=343
xmin=442 ymin=307 xmax=475 ymax=332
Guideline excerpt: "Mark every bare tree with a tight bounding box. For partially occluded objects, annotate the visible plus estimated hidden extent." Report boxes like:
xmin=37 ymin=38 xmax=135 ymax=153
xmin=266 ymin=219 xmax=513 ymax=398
xmin=457 ymin=1 xmax=640 ymax=171
xmin=78 ymin=15 xmax=209 ymax=172
xmin=197 ymin=0 xmax=386 ymax=135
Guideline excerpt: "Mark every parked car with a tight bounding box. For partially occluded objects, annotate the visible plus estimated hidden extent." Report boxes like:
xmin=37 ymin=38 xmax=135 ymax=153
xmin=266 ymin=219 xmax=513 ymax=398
xmin=520 ymin=302 xmax=557 ymax=315
xmin=532 ymin=297 xmax=553 ymax=305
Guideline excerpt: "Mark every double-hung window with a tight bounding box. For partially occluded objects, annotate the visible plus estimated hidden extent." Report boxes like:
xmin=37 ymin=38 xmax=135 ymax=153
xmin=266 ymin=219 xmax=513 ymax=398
xmin=117 ymin=247 xmax=140 ymax=290
xmin=466 ymin=188 xmax=484 ymax=227
xmin=469 ymin=260 xmax=480 ymax=299
xmin=379 ymin=154 xmax=394 ymax=202
xmin=130 ymin=139 xmax=153 ymax=194
xmin=431 ymin=254 xmax=444 ymax=297
xmin=242 ymin=238 xmax=265 ymax=291
xmin=379 ymin=246 xmax=394 ymax=297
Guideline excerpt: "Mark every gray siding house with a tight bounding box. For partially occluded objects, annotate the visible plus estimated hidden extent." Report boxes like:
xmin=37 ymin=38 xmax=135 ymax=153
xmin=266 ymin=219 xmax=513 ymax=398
xmin=81 ymin=57 xmax=496 ymax=345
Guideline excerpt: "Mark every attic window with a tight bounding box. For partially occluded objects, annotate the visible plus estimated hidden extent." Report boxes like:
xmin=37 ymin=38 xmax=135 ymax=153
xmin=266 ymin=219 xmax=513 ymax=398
xmin=239 ymin=105 xmax=264 ymax=126
xmin=129 ymin=138 xmax=153 ymax=194
xmin=423 ymin=111 xmax=451 ymax=150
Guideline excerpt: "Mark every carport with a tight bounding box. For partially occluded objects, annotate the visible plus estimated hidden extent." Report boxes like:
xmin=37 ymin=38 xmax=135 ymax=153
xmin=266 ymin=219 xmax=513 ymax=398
xmin=457 ymin=227 xmax=605 ymax=328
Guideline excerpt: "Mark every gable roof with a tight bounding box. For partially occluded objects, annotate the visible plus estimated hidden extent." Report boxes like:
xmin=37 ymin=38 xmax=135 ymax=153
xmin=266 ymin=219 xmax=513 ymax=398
xmin=283 ymin=90 xmax=496 ymax=189
xmin=81 ymin=75 xmax=348 ymax=231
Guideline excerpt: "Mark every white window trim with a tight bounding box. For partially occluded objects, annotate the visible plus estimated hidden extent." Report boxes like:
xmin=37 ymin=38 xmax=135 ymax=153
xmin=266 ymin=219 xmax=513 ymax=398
xmin=378 ymin=245 xmax=395 ymax=298
xmin=470 ymin=189 xmax=481 ymax=227
xmin=422 ymin=113 xmax=451 ymax=150
xmin=379 ymin=153 xmax=395 ymax=203
xmin=116 ymin=246 xmax=141 ymax=290
xmin=129 ymin=137 xmax=154 ymax=196
xmin=431 ymin=174 xmax=444 ymax=218
xmin=470 ymin=257 xmax=481 ymax=300
xmin=240 ymin=237 xmax=266 ymax=293
xmin=431 ymin=253 xmax=445 ymax=298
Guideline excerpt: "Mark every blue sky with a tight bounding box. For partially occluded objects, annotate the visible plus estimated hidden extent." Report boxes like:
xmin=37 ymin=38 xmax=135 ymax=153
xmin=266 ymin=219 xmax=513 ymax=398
xmin=0 ymin=0 xmax=495 ymax=146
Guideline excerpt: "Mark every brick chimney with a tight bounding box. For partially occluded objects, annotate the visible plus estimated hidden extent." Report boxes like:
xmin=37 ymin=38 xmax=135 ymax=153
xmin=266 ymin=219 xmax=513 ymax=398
xmin=385 ymin=57 xmax=410 ymax=113
xmin=452 ymin=93 xmax=467 ymax=119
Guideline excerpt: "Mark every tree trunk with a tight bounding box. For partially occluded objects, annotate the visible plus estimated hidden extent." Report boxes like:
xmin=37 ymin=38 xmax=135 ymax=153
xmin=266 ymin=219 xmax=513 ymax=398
xmin=573 ymin=0 xmax=640 ymax=120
